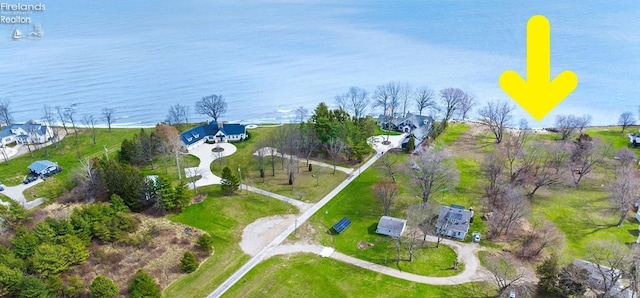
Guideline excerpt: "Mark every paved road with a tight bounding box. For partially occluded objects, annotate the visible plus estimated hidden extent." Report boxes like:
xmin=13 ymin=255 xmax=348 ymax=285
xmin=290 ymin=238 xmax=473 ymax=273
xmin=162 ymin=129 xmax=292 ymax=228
xmin=208 ymin=148 xmax=383 ymax=297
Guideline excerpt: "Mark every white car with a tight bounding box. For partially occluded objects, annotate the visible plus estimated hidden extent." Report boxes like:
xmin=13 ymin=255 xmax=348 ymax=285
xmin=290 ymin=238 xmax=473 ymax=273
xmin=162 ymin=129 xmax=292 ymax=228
xmin=472 ymin=232 xmax=481 ymax=243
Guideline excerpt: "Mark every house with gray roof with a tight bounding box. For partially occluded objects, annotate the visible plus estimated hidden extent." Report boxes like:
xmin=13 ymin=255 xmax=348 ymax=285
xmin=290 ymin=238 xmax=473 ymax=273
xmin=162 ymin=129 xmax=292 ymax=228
xmin=181 ymin=121 xmax=247 ymax=151
xmin=377 ymin=113 xmax=434 ymax=148
xmin=0 ymin=120 xmax=52 ymax=146
xmin=435 ymin=204 xmax=473 ymax=240
xmin=376 ymin=216 xmax=407 ymax=238
xmin=572 ymin=259 xmax=635 ymax=298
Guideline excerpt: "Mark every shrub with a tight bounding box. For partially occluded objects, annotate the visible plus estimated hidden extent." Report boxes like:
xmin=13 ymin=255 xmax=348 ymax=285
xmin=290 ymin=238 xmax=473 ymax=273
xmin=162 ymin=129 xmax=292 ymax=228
xmin=197 ymin=234 xmax=214 ymax=253
xmin=89 ymin=275 xmax=118 ymax=298
xmin=129 ymin=269 xmax=161 ymax=298
xmin=180 ymin=252 xmax=199 ymax=273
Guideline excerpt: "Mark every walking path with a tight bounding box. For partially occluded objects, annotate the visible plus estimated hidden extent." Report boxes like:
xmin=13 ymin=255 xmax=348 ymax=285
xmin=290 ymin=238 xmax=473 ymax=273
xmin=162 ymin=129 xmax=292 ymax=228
xmin=243 ymin=185 xmax=312 ymax=211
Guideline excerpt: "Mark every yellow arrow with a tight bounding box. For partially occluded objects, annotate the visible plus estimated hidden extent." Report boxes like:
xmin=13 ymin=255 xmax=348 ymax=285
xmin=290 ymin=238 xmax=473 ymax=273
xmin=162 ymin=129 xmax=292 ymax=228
xmin=499 ymin=15 xmax=578 ymax=121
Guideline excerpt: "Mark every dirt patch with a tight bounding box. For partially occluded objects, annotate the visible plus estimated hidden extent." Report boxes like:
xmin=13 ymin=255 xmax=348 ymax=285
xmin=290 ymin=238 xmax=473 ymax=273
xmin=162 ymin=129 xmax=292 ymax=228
xmin=240 ymin=214 xmax=298 ymax=256
xmin=357 ymin=240 xmax=374 ymax=250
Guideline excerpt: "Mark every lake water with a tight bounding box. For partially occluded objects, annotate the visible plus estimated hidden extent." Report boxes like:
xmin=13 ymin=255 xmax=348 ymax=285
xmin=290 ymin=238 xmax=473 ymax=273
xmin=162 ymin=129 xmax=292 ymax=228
xmin=2 ymin=1 xmax=639 ymax=128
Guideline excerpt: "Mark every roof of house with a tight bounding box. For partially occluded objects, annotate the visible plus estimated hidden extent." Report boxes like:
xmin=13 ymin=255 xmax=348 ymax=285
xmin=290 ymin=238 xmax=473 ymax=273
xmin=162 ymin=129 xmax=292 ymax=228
xmin=0 ymin=120 xmax=48 ymax=139
xmin=376 ymin=216 xmax=407 ymax=234
xmin=436 ymin=205 xmax=473 ymax=233
xmin=28 ymin=160 xmax=57 ymax=173
xmin=180 ymin=121 xmax=246 ymax=146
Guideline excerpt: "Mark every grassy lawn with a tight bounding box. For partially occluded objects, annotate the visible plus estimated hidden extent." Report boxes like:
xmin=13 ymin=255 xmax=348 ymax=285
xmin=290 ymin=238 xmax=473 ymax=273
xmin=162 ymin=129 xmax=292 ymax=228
xmin=209 ymin=126 xmax=348 ymax=203
xmin=224 ymin=254 xmax=496 ymax=298
xmin=308 ymin=162 xmax=464 ymax=277
xmin=439 ymin=122 xmax=471 ymax=146
xmin=164 ymin=185 xmax=297 ymax=297
xmin=140 ymin=154 xmax=201 ymax=181
xmin=376 ymin=126 xmax=402 ymax=136
xmin=587 ymin=126 xmax=634 ymax=151
xmin=0 ymin=128 xmax=140 ymax=186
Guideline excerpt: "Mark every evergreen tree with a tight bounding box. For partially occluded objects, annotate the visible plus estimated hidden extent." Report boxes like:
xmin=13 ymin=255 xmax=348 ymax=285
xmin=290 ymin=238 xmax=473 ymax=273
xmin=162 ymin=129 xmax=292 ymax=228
xmin=109 ymin=194 xmax=129 ymax=213
xmin=405 ymin=135 xmax=416 ymax=153
xmin=63 ymin=275 xmax=84 ymax=298
xmin=90 ymin=275 xmax=118 ymax=298
xmin=536 ymin=254 xmax=560 ymax=296
xmin=197 ymin=234 xmax=214 ymax=253
xmin=220 ymin=167 xmax=239 ymax=196
xmin=0 ymin=264 xmax=22 ymax=296
xmin=19 ymin=275 xmax=52 ymax=298
xmin=32 ymin=243 xmax=71 ymax=277
xmin=180 ymin=252 xmax=199 ymax=273
xmin=129 ymin=270 xmax=161 ymax=298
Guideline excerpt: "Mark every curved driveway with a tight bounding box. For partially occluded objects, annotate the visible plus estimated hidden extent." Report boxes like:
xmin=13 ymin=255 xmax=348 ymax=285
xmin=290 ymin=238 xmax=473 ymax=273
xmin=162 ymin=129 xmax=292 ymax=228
xmin=185 ymin=143 xmax=237 ymax=187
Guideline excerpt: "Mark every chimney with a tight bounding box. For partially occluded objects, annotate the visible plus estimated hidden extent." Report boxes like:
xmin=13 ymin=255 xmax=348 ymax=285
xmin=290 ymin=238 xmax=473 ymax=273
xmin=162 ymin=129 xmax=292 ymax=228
xmin=218 ymin=122 xmax=223 ymax=129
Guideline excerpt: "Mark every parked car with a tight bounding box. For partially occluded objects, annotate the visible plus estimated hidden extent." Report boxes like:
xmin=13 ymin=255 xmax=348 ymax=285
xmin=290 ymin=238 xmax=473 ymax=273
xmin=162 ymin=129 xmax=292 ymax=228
xmin=23 ymin=176 xmax=38 ymax=184
xmin=472 ymin=232 xmax=481 ymax=243
xmin=0 ymin=185 xmax=4 ymax=191
xmin=508 ymin=291 xmax=516 ymax=298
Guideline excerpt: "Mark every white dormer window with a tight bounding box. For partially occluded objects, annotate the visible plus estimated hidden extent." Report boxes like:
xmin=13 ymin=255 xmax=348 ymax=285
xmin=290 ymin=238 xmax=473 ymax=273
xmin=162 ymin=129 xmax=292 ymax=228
xmin=186 ymin=137 xmax=192 ymax=142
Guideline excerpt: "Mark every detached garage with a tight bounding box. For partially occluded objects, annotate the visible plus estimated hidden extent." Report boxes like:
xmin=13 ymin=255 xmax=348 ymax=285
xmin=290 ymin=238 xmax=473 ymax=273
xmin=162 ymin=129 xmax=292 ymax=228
xmin=375 ymin=216 xmax=407 ymax=238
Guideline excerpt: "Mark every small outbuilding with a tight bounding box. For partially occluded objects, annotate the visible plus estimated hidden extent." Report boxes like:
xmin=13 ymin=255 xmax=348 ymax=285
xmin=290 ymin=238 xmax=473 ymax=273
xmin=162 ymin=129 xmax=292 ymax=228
xmin=28 ymin=160 xmax=60 ymax=177
xmin=375 ymin=216 xmax=407 ymax=238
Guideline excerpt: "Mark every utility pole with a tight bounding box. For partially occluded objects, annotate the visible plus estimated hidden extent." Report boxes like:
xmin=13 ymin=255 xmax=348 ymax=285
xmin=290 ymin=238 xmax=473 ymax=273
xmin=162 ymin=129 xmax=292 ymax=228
xmin=237 ymin=166 xmax=242 ymax=192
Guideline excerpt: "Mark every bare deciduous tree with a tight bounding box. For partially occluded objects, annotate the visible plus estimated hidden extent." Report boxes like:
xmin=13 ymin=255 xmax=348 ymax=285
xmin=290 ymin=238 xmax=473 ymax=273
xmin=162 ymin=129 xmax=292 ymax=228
xmin=516 ymin=218 xmax=563 ymax=260
xmin=406 ymin=202 xmax=441 ymax=246
xmin=195 ymin=94 xmax=227 ymax=122
xmin=373 ymin=82 xmax=401 ymax=118
xmin=554 ymin=114 xmax=581 ymax=140
xmin=524 ymin=143 xmax=568 ymax=197
xmin=73 ymin=158 xmax=100 ymax=201
xmin=81 ymin=115 xmax=98 ymax=145
xmin=185 ymin=167 xmax=203 ymax=193
xmin=608 ymin=165 xmax=640 ymax=227
xmin=406 ymin=146 xmax=459 ymax=204
xmin=336 ymin=87 xmax=369 ymax=119
xmin=166 ymin=104 xmax=189 ymax=125
xmin=414 ymin=86 xmax=436 ymax=116
xmin=614 ymin=148 xmax=637 ymax=168
xmin=399 ymin=82 xmax=412 ymax=118
xmin=0 ymin=100 xmax=13 ymax=126
xmin=55 ymin=106 xmax=69 ymax=134
xmin=101 ymin=108 xmax=116 ymax=132
xmin=488 ymin=185 xmax=529 ymax=238
xmin=439 ymin=87 xmax=467 ymax=122
xmin=576 ymin=114 xmax=592 ymax=134
xmin=325 ymin=138 xmax=346 ymax=174
xmin=0 ymin=145 xmax=9 ymax=165
xmin=458 ymin=91 xmax=475 ymax=121
xmin=156 ymin=124 xmax=183 ymax=178
xmin=373 ymin=180 xmax=398 ymax=216
xmin=294 ymin=106 xmax=308 ymax=124
xmin=478 ymin=100 xmax=515 ymax=143
xmin=485 ymin=253 xmax=526 ymax=296
xmin=569 ymin=134 xmax=610 ymax=187
xmin=299 ymin=125 xmax=319 ymax=166
xmin=42 ymin=105 xmax=59 ymax=149
xmin=378 ymin=151 xmax=399 ymax=183
xmin=618 ymin=112 xmax=635 ymax=133
xmin=585 ymin=241 xmax=632 ymax=297
xmin=64 ymin=107 xmax=79 ymax=141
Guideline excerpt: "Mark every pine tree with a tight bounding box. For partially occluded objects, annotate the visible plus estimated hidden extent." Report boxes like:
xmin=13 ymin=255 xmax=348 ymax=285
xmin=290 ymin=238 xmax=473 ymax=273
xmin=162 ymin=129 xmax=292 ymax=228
xmin=536 ymin=254 xmax=560 ymax=296
xmin=90 ymin=275 xmax=118 ymax=298
xmin=405 ymin=135 xmax=416 ymax=153
xmin=129 ymin=270 xmax=161 ymax=298
xmin=197 ymin=234 xmax=214 ymax=253
xmin=180 ymin=252 xmax=199 ymax=273
xmin=220 ymin=167 xmax=239 ymax=196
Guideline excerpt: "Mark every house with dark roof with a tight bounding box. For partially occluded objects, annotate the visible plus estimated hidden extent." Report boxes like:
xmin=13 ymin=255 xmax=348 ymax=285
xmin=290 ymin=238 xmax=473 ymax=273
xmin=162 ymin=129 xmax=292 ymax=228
xmin=435 ymin=204 xmax=473 ymax=240
xmin=181 ymin=121 xmax=248 ymax=151
xmin=28 ymin=160 xmax=60 ymax=177
xmin=377 ymin=113 xmax=433 ymax=148
xmin=0 ymin=120 xmax=52 ymax=146
xmin=375 ymin=216 xmax=407 ymax=238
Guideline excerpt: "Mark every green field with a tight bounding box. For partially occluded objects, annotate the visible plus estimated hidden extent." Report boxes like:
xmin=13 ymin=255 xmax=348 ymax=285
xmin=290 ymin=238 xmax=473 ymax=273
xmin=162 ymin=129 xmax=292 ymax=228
xmin=210 ymin=126 xmax=349 ymax=203
xmin=223 ymin=254 xmax=496 ymax=298
xmin=164 ymin=185 xmax=297 ymax=297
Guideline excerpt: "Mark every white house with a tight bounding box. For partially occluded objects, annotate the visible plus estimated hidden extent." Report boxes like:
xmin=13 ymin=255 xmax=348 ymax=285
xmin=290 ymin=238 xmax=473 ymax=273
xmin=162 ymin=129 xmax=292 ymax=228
xmin=435 ymin=204 xmax=474 ymax=240
xmin=180 ymin=121 xmax=248 ymax=151
xmin=0 ymin=120 xmax=53 ymax=146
